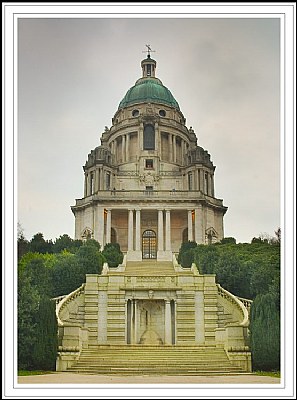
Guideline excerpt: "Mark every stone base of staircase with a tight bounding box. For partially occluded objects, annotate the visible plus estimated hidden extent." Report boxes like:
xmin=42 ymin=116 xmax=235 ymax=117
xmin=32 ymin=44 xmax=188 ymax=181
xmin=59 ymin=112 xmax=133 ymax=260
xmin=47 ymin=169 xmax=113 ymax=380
xmin=65 ymin=345 xmax=246 ymax=375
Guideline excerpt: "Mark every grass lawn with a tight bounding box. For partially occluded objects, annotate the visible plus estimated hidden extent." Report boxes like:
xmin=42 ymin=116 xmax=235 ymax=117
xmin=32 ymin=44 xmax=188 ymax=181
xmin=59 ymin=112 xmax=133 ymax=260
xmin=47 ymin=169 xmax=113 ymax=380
xmin=254 ymin=371 xmax=281 ymax=378
xmin=18 ymin=370 xmax=55 ymax=376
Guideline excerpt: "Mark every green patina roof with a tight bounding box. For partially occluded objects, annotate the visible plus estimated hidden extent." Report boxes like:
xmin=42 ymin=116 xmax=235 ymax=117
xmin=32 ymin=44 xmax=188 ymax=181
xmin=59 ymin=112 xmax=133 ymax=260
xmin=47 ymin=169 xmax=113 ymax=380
xmin=118 ymin=78 xmax=180 ymax=110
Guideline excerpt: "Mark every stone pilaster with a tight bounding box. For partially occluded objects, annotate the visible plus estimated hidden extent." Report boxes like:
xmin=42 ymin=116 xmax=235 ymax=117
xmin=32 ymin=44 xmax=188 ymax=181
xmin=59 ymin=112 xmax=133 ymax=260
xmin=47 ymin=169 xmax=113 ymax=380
xmin=188 ymin=210 xmax=193 ymax=241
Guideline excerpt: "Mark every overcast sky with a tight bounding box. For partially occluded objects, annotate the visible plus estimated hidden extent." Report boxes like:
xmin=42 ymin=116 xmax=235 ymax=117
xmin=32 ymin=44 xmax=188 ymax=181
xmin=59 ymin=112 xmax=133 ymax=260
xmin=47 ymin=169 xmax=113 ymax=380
xmin=17 ymin=15 xmax=282 ymax=244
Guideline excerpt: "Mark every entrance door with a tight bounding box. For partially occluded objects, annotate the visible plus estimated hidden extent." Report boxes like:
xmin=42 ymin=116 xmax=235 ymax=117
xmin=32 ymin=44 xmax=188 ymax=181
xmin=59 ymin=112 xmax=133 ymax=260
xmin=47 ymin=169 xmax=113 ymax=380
xmin=142 ymin=230 xmax=157 ymax=259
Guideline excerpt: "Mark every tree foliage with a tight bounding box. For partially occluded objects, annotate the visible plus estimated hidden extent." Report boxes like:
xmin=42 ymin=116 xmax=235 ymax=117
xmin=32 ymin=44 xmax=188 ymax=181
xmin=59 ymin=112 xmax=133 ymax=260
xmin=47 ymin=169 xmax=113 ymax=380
xmin=29 ymin=233 xmax=54 ymax=254
xmin=17 ymin=234 xmax=104 ymax=370
xmin=192 ymin=239 xmax=280 ymax=371
xmin=18 ymin=271 xmax=40 ymax=370
xmin=52 ymin=234 xmax=83 ymax=253
xmin=193 ymin=242 xmax=280 ymax=299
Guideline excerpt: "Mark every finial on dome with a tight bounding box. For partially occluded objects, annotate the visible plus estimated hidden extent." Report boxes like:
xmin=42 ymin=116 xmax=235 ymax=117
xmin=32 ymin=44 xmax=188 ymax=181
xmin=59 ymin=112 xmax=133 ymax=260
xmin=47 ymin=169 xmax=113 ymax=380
xmin=142 ymin=44 xmax=156 ymax=58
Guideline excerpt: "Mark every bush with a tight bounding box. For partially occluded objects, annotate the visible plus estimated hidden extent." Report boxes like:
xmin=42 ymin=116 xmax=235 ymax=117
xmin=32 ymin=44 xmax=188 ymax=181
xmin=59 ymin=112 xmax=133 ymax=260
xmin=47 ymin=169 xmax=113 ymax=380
xmin=102 ymin=243 xmax=123 ymax=268
xmin=180 ymin=250 xmax=194 ymax=268
xmin=177 ymin=241 xmax=197 ymax=265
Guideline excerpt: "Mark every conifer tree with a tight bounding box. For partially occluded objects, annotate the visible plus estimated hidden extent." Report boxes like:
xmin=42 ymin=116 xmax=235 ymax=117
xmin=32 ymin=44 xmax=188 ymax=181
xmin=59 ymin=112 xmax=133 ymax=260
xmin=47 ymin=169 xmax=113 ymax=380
xmin=32 ymin=296 xmax=58 ymax=370
xmin=250 ymin=292 xmax=280 ymax=371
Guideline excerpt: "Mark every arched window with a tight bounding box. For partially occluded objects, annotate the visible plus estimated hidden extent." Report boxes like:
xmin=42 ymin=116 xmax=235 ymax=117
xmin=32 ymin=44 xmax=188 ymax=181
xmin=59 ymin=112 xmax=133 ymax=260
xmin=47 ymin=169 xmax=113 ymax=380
xmin=143 ymin=124 xmax=155 ymax=150
xmin=142 ymin=230 xmax=157 ymax=259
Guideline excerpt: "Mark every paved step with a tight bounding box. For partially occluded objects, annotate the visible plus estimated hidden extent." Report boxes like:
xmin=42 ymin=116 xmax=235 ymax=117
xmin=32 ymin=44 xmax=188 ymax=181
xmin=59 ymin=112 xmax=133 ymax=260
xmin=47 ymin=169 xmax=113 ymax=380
xmin=108 ymin=261 xmax=194 ymax=277
xmin=66 ymin=345 xmax=245 ymax=375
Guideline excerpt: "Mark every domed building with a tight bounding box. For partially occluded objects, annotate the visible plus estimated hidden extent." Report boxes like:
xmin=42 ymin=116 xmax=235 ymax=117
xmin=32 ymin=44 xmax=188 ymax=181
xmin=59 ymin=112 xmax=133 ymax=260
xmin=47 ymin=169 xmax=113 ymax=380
xmin=71 ymin=53 xmax=227 ymax=260
xmin=56 ymin=51 xmax=252 ymax=374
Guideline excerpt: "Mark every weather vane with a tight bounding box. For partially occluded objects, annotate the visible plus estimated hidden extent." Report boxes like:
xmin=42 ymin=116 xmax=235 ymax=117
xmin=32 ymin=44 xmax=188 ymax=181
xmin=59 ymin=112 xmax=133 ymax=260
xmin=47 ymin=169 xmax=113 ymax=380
xmin=143 ymin=44 xmax=156 ymax=57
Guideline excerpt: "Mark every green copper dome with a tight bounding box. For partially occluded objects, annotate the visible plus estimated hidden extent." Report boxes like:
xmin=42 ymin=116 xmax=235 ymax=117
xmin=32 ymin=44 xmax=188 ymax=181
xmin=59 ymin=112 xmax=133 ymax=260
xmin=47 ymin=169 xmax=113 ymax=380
xmin=118 ymin=78 xmax=180 ymax=110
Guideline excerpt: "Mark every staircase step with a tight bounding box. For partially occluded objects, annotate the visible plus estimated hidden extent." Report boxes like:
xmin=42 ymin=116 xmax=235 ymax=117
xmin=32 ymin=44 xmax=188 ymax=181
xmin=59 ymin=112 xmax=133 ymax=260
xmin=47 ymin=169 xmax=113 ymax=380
xmin=65 ymin=345 xmax=245 ymax=375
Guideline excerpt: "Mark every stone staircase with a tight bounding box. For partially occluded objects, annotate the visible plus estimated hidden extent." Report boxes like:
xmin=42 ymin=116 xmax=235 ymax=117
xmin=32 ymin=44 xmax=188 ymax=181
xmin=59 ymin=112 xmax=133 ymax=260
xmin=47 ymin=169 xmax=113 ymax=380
xmin=66 ymin=345 xmax=246 ymax=375
xmin=124 ymin=260 xmax=176 ymax=275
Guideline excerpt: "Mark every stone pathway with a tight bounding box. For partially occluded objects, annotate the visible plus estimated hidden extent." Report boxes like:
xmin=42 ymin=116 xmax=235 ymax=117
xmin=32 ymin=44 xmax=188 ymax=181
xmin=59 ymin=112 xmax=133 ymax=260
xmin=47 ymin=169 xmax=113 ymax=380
xmin=18 ymin=372 xmax=280 ymax=384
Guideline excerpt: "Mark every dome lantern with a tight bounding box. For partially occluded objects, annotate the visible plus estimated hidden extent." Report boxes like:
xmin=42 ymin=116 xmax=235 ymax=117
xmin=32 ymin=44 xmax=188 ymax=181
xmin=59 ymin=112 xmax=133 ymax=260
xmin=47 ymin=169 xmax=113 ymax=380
xmin=141 ymin=55 xmax=157 ymax=78
xmin=141 ymin=44 xmax=157 ymax=78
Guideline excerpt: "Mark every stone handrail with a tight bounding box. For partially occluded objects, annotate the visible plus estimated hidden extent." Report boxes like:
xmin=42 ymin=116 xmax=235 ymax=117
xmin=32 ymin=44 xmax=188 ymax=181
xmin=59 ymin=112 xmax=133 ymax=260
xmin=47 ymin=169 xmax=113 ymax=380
xmin=236 ymin=296 xmax=253 ymax=315
xmin=217 ymin=284 xmax=250 ymax=327
xmin=75 ymin=190 xmax=224 ymax=207
xmin=52 ymin=294 xmax=66 ymax=305
xmin=56 ymin=283 xmax=85 ymax=326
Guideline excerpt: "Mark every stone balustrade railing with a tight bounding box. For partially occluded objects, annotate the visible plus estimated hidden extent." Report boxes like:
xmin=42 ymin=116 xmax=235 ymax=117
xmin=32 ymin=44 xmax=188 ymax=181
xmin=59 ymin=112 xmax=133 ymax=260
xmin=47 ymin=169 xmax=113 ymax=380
xmin=75 ymin=191 xmax=224 ymax=206
xmin=56 ymin=283 xmax=85 ymax=326
xmin=217 ymin=284 xmax=250 ymax=327
xmin=52 ymin=294 xmax=66 ymax=305
xmin=236 ymin=296 xmax=253 ymax=315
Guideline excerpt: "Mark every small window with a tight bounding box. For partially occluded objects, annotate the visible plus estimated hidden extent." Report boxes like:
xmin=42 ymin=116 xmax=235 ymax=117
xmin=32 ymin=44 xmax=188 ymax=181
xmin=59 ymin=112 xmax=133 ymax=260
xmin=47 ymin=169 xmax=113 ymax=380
xmin=146 ymin=186 xmax=153 ymax=191
xmin=132 ymin=109 xmax=139 ymax=117
xmin=145 ymin=159 xmax=154 ymax=169
xmin=159 ymin=109 xmax=166 ymax=117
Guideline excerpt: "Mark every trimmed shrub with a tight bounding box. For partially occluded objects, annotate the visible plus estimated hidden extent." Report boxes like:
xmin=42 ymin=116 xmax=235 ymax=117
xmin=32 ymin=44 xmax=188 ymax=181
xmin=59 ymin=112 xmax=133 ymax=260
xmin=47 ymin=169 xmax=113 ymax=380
xmin=102 ymin=243 xmax=124 ymax=268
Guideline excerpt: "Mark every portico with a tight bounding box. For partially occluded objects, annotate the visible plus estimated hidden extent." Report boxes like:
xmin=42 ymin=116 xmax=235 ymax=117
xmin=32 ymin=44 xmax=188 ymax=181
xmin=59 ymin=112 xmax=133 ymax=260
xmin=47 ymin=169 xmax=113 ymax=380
xmin=86 ymin=204 xmax=213 ymax=260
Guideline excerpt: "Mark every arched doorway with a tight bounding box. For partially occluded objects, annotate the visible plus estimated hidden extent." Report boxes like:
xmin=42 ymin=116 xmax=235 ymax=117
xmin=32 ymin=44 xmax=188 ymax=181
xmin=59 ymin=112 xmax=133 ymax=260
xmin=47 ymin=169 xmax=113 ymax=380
xmin=142 ymin=230 xmax=157 ymax=259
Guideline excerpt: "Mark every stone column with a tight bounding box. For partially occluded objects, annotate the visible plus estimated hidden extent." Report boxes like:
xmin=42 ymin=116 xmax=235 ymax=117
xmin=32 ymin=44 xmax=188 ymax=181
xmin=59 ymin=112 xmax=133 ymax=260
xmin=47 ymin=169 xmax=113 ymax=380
xmin=99 ymin=167 xmax=104 ymax=191
xmin=195 ymin=205 xmax=203 ymax=244
xmin=139 ymin=124 xmax=143 ymax=152
xmin=98 ymin=290 xmax=108 ymax=344
xmin=173 ymin=135 xmax=177 ymax=163
xmin=126 ymin=133 xmax=130 ymax=162
xmin=121 ymin=135 xmax=126 ymax=163
xmin=158 ymin=209 xmax=164 ymax=251
xmin=165 ymin=209 xmax=171 ymax=251
xmin=200 ymin=169 xmax=204 ymax=194
xmin=133 ymin=299 xmax=138 ymax=344
xmin=95 ymin=169 xmax=100 ymax=192
xmin=106 ymin=209 xmax=111 ymax=244
xmin=95 ymin=206 xmax=105 ymax=246
xmin=188 ymin=210 xmax=193 ymax=241
xmin=114 ymin=139 xmax=118 ymax=161
xmin=208 ymin=173 xmax=212 ymax=196
xmin=128 ymin=209 xmax=134 ymax=251
xmin=84 ymin=173 xmax=87 ymax=197
xmin=155 ymin=122 xmax=159 ymax=152
xmin=211 ymin=174 xmax=215 ymax=196
xmin=165 ymin=299 xmax=172 ymax=344
xmin=195 ymin=291 xmax=205 ymax=344
xmin=195 ymin=169 xmax=199 ymax=191
xmin=181 ymin=139 xmax=184 ymax=165
xmin=169 ymin=134 xmax=173 ymax=162
xmin=135 ymin=208 xmax=141 ymax=251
